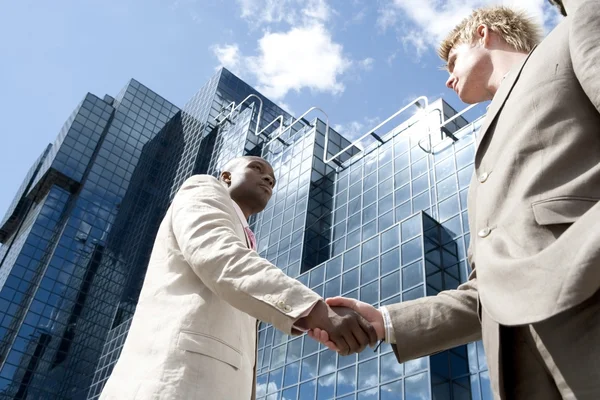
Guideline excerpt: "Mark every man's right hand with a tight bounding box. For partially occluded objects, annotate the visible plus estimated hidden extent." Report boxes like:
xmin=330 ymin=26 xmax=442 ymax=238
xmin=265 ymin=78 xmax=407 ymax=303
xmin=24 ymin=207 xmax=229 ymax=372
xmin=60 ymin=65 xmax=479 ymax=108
xmin=296 ymin=300 xmax=377 ymax=355
xmin=308 ymin=297 xmax=385 ymax=352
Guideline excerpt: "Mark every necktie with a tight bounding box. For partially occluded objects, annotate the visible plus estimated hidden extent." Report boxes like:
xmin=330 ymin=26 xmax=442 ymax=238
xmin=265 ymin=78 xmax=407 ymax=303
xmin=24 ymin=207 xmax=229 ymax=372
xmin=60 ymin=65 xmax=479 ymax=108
xmin=244 ymin=226 xmax=257 ymax=251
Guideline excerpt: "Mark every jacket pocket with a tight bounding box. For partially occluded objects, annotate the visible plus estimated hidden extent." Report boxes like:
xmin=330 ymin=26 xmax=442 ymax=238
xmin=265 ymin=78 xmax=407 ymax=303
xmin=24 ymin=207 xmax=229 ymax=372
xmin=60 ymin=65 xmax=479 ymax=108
xmin=532 ymin=197 xmax=598 ymax=225
xmin=177 ymin=331 xmax=242 ymax=370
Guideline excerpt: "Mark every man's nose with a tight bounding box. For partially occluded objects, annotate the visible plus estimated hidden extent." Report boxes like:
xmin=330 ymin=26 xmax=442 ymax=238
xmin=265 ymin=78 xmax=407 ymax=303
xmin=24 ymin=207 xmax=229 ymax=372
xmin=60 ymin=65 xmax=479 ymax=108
xmin=263 ymin=175 xmax=274 ymax=187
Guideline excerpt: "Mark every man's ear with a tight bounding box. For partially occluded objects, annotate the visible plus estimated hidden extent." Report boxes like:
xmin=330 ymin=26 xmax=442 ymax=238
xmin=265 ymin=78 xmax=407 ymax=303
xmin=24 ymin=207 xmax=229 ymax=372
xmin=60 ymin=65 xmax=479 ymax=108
xmin=221 ymin=171 xmax=232 ymax=186
xmin=477 ymin=24 xmax=490 ymax=47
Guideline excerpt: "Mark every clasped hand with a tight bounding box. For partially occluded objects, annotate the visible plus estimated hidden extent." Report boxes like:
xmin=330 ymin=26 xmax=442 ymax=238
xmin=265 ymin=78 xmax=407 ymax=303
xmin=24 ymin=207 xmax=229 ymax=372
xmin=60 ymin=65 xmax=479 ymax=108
xmin=305 ymin=297 xmax=385 ymax=355
xmin=296 ymin=299 xmax=377 ymax=356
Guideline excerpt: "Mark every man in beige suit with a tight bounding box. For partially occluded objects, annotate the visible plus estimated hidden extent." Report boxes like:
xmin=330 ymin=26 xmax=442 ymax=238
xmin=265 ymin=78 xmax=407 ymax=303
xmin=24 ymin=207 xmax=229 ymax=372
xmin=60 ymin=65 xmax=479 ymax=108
xmin=100 ymin=156 xmax=376 ymax=399
xmin=312 ymin=2 xmax=600 ymax=398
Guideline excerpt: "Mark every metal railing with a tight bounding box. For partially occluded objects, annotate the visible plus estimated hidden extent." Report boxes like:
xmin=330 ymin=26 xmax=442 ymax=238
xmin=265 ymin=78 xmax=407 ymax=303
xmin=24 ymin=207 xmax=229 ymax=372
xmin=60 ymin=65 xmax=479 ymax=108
xmin=214 ymin=94 xmax=264 ymax=137
xmin=324 ymin=96 xmax=428 ymax=165
xmin=264 ymin=106 xmax=329 ymax=148
xmin=417 ymin=102 xmax=479 ymax=153
xmin=256 ymin=115 xmax=284 ymax=139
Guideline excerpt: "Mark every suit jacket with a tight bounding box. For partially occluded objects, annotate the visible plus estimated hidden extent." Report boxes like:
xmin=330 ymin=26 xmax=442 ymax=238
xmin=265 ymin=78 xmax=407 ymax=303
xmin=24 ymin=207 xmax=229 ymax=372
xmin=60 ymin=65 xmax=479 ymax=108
xmin=387 ymin=0 xmax=600 ymax=366
xmin=100 ymin=175 xmax=320 ymax=400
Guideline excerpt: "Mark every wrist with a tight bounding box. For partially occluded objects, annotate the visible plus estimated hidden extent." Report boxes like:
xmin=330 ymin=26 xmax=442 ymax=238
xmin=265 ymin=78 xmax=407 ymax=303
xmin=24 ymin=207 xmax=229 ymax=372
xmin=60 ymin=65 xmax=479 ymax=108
xmin=295 ymin=299 xmax=327 ymax=330
xmin=375 ymin=310 xmax=385 ymax=340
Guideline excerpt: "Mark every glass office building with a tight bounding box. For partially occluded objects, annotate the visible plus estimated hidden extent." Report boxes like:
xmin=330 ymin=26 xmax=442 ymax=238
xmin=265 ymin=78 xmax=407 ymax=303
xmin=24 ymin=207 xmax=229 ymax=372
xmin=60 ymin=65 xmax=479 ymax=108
xmin=0 ymin=68 xmax=491 ymax=399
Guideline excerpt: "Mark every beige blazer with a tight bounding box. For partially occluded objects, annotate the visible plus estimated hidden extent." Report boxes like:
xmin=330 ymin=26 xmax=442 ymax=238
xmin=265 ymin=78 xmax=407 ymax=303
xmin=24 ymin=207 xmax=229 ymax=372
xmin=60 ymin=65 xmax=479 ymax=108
xmin=386 ymin=0 xmax=600 ymax=372
xmin=100 ymin=175 xmax=320 ymax=400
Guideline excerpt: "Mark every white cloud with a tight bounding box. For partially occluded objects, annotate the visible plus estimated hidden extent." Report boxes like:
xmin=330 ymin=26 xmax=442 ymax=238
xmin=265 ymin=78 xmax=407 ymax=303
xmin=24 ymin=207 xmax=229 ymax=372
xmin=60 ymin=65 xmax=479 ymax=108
xmin=378 ymin=0 xmax=563 ymax=55
xmin=334 ymin=120 xmax=365 ymax=142
xmin=211 ymin=0 xmax=356 ymax=101
xmin=236 ymin=0 xmax=331 ymax=27
xmin=213 ymin=23 xmax=351 ymax=100
xmin=212 ymin=44 xmax=241 ymax=72
xmin=358 ymin=57 xmax=375 ymax=71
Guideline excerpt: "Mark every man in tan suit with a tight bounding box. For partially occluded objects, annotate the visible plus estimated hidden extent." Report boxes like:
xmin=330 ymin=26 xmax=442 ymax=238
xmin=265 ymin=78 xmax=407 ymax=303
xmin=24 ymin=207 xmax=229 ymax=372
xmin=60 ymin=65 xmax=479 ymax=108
xmin=312 ymin=2 xmax=600 ymax=398
xmin=100 ymin=156 xmax=376 ymax=399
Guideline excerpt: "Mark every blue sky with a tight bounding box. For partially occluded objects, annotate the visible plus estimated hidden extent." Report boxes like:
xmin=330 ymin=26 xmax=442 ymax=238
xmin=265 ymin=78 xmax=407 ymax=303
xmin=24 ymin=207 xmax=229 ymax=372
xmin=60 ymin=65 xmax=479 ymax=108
xmin=0 ymin=0 xmax=562 ymax=215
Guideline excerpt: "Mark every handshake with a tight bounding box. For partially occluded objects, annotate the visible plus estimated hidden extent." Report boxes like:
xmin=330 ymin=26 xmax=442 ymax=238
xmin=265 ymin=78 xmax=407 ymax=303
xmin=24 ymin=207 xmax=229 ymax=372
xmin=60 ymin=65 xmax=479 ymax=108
xmin=296 ymin=297 xmax=385 ymax=356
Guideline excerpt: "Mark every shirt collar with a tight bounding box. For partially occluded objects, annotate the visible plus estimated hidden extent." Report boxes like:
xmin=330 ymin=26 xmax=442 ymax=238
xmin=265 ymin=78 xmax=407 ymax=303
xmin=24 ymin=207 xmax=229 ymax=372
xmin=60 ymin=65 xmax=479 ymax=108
xmin=231 ymin=200 xmax=249 ymax=228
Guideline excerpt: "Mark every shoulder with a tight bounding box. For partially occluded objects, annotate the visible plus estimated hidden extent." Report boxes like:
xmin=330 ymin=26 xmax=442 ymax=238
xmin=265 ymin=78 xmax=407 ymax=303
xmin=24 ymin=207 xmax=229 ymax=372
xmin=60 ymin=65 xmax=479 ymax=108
xmin=179 ymin=174 xmax=228 ymax=195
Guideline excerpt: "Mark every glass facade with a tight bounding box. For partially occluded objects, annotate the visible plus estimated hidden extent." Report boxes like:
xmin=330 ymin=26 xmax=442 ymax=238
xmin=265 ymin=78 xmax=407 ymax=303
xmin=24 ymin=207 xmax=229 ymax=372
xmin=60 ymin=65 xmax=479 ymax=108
xmin=0 ymin=68 xmax=492 ymax=399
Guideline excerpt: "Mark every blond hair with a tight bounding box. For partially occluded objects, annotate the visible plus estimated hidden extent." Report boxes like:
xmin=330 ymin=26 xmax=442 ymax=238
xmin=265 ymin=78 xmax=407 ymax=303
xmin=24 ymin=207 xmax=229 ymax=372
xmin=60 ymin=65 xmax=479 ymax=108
xmin=438 ymin=6 xmax=542 ymax=65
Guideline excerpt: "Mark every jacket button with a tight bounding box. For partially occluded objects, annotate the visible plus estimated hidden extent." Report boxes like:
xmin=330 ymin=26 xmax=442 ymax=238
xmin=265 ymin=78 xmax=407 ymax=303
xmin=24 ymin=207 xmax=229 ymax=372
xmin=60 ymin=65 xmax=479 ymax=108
xmin=284 ymin=305 xmax=292 ymax=312
xmin=478 ymin=172 xmax=489 ymax=183
xmin=478 ymin=227 xmax=491 ymax=238
xmin=265 ymin=294 xmax=273 ymax=302
xmin=277 ymin=301 xmax=286 ymax=310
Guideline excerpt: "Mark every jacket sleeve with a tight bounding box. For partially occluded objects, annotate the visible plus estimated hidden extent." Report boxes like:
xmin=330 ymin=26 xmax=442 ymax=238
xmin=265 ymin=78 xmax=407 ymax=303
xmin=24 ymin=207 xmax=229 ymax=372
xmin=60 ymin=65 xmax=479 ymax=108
xmin=170 ymin=175 xmax=321 ymax=335
xmin=388 ymin=269 xmax=481 ymax=363
xmin=569 ymin=0 xmax=600 ymax=113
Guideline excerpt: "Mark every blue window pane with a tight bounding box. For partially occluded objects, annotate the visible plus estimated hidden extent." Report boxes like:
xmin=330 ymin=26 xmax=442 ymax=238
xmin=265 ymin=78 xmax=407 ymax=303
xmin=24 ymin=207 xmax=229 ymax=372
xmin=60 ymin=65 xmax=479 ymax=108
xmin=381 ymin=271 xmax=400 ymax=300
xmin=348 ymin=213 xmax=362 ymax=233
xmin=360 ymin=281 xmax=378 ymax=305
xmin=303 ymin=335 xmax=319 ymax=356
xmin=379 ymin=210 xmax=395 ymax=231
xmin=362 ymin=237 xmax=379 ymax=262
xmin=401 ymin=238 xmax=423 ymax=265
xmin=344 ymin=247 xmax=360 ymax=271
xmin=405 ymin=372 xmax=428 ymax=400
xmin=301 ymin=354 xmax=318 ymax=381
xmin=284 ymin=361 xmax=300 ymax=387
xmin=268 ymin=368 xmax=284 ymax=393
xmin=403 ymin=285 xmax=424 ymax=301
xmin=395 ymin=202 xmax=412 ymax=223
xmin=299 ymin=379 xmax=316 ymax=400
xmin=326 ymin=256 xmax=342 ymax=279
xmin=381 ymin=248 xmax=400 ymax=275
xmin=364 ymin=203 xmax=377 ymax=223
xmin=361 ymin=259 xmax=379 ymax=284
xmin=283 ymin=386 xmax=298 ymax=400
xmin=381 ymin=226 xmax=399 ymax=252
xmin=317 ymin=373 xmax=335 ymax=400
xmin=337 ymin=365 xmax=356 ymax=396
xmin=359 ymin=387 xmax=379 ymax=400
xmin=342 ymin=268 xmax=360 ymax=293
xmin=402 ymin=261 xmax=424 ymax=289
xmin=363 ymin=220 xmax=378 ymax=241
xmin=364 ymin=187 xmax=377 ymax=206
xmin=324 ymin=277 xmax=341 ymax=299
xmin=358 ymin=358 xmax=378 ymax=390
xmin=380 ymin=352 xmax=403 ymax=383
xmin=381 ymin=380 xmax=403 ymax=400
xmin=287 ymin=338 xmax=303 ymax=363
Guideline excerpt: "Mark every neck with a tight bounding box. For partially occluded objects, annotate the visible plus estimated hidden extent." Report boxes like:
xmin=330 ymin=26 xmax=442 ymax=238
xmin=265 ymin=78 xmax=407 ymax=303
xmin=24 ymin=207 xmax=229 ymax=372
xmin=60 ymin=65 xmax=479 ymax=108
xmin=233 ymin=199 xmax=252 ymax=221
xmin=488 ymin=50 xmax=529 ymax=97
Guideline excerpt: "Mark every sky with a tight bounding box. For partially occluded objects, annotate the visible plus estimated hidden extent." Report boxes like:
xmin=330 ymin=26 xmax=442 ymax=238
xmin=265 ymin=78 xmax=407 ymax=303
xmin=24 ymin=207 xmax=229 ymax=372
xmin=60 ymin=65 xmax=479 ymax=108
xmin=0 ymin=0 xmax=562 ymax=216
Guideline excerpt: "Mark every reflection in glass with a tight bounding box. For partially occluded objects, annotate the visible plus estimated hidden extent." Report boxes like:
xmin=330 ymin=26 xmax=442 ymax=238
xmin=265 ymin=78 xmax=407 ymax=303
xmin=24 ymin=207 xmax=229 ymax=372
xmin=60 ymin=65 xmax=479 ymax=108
xmin=337 ymin=365 xmax=356 ymax=396
xmin=358 ymin=358 xmax=378 ymax=390
xmin=405 ymin=372 xmax=428 ymax=400
xmin=380 ymin=352 xmax=403 ymax=383
xmin=381 ymin=380 xmax=403 ymax=400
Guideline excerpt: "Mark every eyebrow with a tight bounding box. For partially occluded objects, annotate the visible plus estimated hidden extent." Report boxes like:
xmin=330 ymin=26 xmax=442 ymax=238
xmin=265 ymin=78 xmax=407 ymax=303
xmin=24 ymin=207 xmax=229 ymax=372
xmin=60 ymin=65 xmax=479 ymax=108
xmin=251 ymin=160 xmax=277 ymax=184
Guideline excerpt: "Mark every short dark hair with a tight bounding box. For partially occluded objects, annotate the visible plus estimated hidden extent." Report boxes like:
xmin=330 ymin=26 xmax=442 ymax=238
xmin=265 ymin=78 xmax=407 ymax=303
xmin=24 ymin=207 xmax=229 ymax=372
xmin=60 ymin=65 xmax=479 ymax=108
xmin=548 ymin=0 xmax=567 ymax=16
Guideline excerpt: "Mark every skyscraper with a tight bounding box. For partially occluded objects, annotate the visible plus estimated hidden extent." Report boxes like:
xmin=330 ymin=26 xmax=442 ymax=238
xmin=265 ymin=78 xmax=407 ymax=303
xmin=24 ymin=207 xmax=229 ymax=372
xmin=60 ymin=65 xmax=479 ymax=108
xmin=0 ymin=68 xmax=491 ymax=400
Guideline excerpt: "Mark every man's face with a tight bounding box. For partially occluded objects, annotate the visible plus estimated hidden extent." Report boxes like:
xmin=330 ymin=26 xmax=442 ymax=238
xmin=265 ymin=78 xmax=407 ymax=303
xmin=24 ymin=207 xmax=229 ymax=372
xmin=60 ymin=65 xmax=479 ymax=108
xmin=226 ymin=157 xmax=276 ymax=213
xmin=445 ymin=41 xmax=493 ymax=104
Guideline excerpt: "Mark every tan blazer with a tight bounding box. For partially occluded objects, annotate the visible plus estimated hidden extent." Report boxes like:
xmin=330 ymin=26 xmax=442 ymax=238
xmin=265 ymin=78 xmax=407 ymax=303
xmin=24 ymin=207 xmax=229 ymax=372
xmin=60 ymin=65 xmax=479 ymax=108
xmin=100 ymin=175 xmax=320 ymax=400
xmin=386 ymin=0 xmax=600 ymax=377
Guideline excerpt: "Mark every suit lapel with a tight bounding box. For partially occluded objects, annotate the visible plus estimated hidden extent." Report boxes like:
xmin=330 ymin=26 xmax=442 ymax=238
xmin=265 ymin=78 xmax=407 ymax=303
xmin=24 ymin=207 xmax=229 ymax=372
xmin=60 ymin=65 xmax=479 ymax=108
xmin=475 ymin=47 xmax=537 ymax=156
